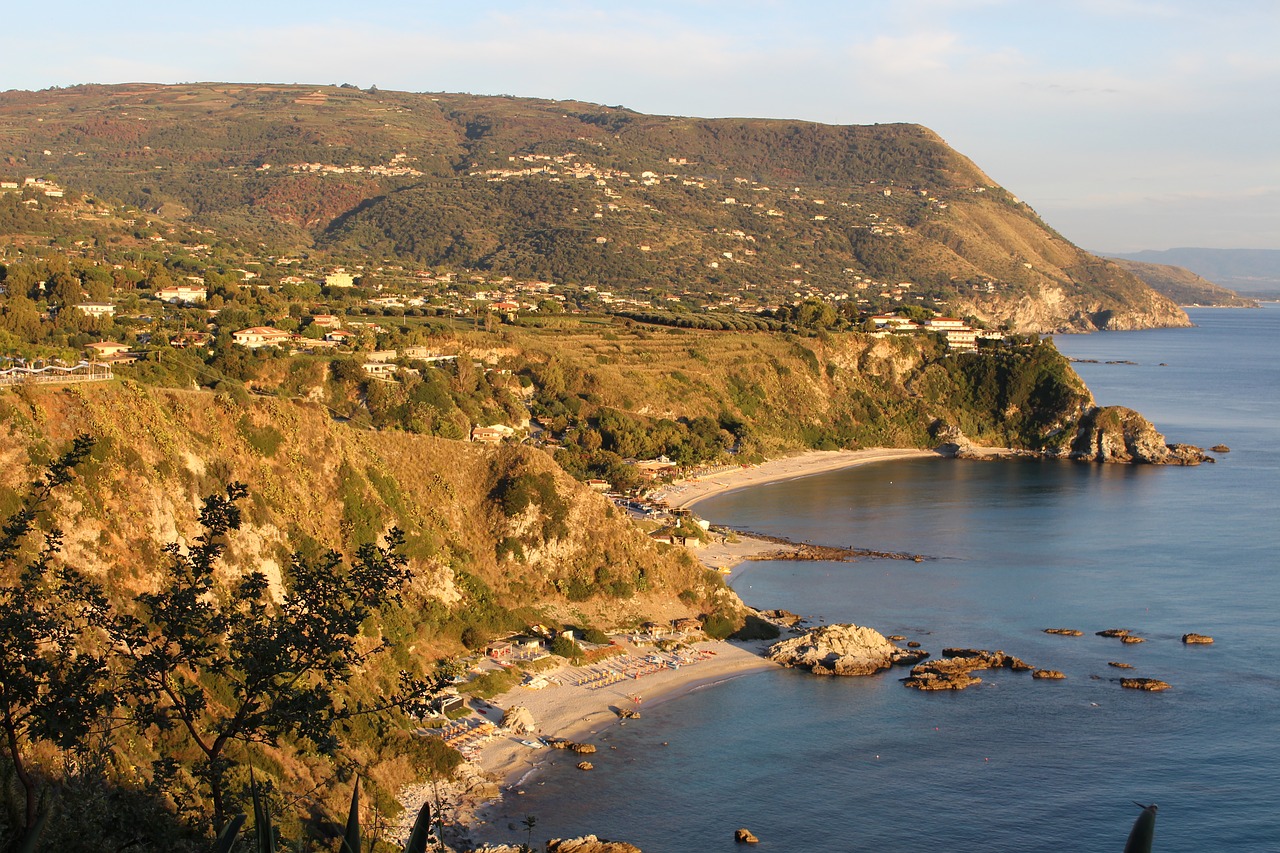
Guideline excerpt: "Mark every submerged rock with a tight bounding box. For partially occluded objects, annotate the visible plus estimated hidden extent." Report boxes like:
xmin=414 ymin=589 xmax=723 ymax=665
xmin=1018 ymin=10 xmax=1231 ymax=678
xmin=1097 ymin=628 xmax=1132 ymax=638
xmin=1108 ymin=661 xmax=1134 ymax=669
xmin=768 ymin=624 xmax=927 ymax=676
xmin=1044 ymin=628 xmax=1083 ymax=636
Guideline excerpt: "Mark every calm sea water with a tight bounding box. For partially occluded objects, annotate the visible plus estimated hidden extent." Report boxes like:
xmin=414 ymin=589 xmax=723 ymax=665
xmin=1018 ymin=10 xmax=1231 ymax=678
xmin=495 ymin=306 xmax=1280 ymax=852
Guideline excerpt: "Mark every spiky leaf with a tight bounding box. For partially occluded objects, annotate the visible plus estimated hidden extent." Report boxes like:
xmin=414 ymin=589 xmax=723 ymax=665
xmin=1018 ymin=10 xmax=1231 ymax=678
xmin=251 ymin=771 xmax=277 ymax=853
xmin=403 ymin=800 xmax=433 ymax=853
xmin=15 ymin=806 xmax=50 ymax=853
xmin=340 ymin=778 xmax=360 ymax=853
xmin=1123 ymin=802 xmax=1157 ymax=853
xmin=214 ymin=813 xmax=247 ymax=853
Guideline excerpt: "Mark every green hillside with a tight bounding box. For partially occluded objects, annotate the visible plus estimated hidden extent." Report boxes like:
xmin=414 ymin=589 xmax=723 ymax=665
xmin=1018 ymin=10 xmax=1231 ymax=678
xmin=0 ymin=83 xmax=1188 ymax=332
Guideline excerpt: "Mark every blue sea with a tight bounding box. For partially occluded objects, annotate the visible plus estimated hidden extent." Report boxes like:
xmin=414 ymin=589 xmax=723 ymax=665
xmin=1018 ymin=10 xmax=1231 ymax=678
xmin=494 ymin=306 xmax=1280 ymax=852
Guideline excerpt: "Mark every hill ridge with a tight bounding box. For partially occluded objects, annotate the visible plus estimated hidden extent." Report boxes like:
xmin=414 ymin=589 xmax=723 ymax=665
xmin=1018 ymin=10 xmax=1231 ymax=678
xmin=0 ymin=82 xmax=1187 ymax=333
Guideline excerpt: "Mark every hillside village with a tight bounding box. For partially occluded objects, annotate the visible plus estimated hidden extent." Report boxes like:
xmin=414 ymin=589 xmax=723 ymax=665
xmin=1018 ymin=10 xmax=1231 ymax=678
xmin=1 ymin=171 xmax=1000 ymax=383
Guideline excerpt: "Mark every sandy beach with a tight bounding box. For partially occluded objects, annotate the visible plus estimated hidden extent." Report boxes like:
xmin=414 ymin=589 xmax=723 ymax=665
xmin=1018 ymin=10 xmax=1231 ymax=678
xmin=656 ymin=447 xmax=943 ymax=511
xmin=418 ymin=639 xmax=777 ymax=849
xmin=411 ymin=447 xmax=962 ymax=848
xmin=653 ymin=448 xmax=944 ymax=573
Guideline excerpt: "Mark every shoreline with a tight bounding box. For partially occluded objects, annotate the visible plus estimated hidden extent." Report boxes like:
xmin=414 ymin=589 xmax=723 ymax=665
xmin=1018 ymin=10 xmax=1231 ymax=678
xmin=417 ymin=640 xmax=778 ymax=850
xmin=654 ymin=447 xmax=943 ymax=511
xmin=420 ymin=445 xmax=1013 ymax=848
xmin=659 ymin=446 xmax=1025 ymax=573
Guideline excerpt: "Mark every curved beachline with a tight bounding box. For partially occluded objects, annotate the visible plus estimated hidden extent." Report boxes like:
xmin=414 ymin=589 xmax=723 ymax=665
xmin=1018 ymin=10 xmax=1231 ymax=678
xmin=656 ymin=447 xmax=944 ymax=511
xmin=433 ymin=447 xmax=963 ymax=847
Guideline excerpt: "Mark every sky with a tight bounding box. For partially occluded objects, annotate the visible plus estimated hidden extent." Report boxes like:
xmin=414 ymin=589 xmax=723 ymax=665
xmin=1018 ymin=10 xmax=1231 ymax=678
xmin=8 ymin=1 xmax=1278 ymax=253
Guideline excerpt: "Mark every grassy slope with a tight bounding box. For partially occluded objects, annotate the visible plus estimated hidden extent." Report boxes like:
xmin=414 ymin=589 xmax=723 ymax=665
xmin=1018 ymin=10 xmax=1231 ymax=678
xmin=0 ymin=382 xmax=713 ymax=634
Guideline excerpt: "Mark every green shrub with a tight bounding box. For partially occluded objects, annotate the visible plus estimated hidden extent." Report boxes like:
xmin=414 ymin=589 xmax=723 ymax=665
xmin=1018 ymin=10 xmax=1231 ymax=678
xmin=730 ymin=615 xmax=782 ymax=641
xmin=550 ymin=635 xmax=584 ymax=660
xmin=701 ymin=611 xmax=742 ymax=640
xmin=460 ymin=667 xmax=521 ymax=699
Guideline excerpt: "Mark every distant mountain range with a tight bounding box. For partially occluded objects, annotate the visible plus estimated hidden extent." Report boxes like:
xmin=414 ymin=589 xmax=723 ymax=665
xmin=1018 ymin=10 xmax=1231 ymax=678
xmin=1107 ymin=249 xmax=1280 ymax=297
xmin=0 ymin=82 xmax=1194 ymax=332
xmin=1107 ymin=259 xmax=1259 ymax=307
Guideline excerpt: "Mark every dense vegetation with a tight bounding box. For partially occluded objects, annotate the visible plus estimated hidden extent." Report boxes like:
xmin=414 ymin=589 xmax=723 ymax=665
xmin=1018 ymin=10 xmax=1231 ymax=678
xmin=0 ymin=389 xmax=725 ymax=851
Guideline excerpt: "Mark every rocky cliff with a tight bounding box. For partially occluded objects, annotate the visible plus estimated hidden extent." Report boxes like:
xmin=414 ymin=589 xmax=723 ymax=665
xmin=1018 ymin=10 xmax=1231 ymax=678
xmin=1066 ymin=406 xmax=1209 ymax=465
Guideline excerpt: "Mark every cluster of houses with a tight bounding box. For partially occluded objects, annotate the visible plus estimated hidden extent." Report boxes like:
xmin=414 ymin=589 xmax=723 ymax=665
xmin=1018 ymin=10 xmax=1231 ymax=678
xmin=868 ymin=313 xmax=999 ymax=351
xmin=1 ymin=177 xmax=66 ymax=198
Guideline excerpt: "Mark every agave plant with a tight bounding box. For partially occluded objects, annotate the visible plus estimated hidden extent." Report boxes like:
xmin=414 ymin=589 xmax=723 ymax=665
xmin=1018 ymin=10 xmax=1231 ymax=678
xmin=340 ymin=779 xmax=360 ymax=853
xmin=210 ymin=773 xmax=440 ymax=853
xmin=402 ymin=801 xmax=434 ymax=853
xmin=213 ymin=814 xmax=248 ymax=853
xmin=13 ymin=806 xmax=50 ymax=853
xmin=1123 ymin=802 xmax=1157 ymax=853
xmin=251 ymin=770 xmax=277 ymax=853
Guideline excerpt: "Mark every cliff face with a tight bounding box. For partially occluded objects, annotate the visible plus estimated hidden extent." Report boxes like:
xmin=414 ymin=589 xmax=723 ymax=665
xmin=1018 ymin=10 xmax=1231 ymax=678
xmin=952 ymin=261 xmax=1193 ymax=332
xmin=1066 ymin=406 xmax=1208 ymax=465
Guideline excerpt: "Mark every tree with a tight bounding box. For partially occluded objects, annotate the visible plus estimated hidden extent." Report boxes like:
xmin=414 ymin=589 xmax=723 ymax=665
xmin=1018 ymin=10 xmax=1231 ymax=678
xmin=0 ymin=436 xmax=117 ymax=844
xmin=114 ymin=484 xmax=414 ymax=832
xmin=44 ymin=271 xmax=82 ymax=310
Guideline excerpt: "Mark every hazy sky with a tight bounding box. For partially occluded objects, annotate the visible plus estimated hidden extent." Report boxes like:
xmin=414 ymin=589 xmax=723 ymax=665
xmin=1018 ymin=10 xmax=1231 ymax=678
xmin=9 ymin=1 xmax=1278 ymax=252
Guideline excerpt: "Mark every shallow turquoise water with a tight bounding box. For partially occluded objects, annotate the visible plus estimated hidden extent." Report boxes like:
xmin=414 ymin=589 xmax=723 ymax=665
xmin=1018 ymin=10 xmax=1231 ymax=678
xmin=494 ymin=306 xmax=1280 ymax=852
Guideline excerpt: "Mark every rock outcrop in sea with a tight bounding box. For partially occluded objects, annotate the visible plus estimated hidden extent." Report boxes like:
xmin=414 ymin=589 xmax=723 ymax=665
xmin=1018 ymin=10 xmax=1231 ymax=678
xmin=1067 ymin=406 xmax=1208 ymax=465
xmin=476 ymin=836 xmax=643 ymax=853
xmin=1121 ymin=678 xmax=1171 ymax=691
xmin=768 ymin=624 xmax=927 ymax=676
xmin=902 ymin=648 xmax=1034 ymax=691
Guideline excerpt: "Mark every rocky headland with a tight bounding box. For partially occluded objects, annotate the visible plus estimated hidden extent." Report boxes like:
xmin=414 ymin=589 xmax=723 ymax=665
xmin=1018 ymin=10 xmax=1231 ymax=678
xmin=1067 ymin=406 xmax=1210 ymax=465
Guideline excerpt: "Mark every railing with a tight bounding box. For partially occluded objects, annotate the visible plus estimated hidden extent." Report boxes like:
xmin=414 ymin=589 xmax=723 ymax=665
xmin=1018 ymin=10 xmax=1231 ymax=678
xmin=0 ymin=360 xmax=114 ymax=387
